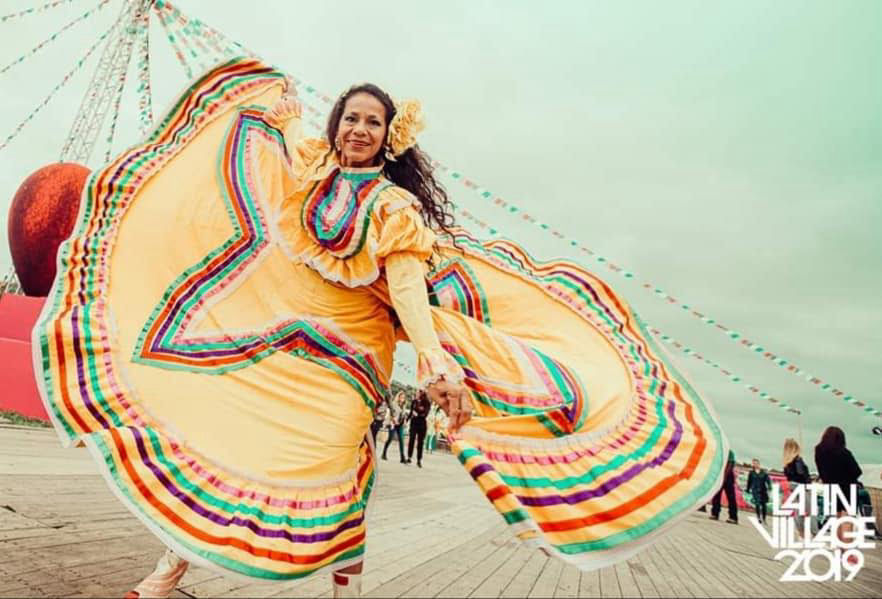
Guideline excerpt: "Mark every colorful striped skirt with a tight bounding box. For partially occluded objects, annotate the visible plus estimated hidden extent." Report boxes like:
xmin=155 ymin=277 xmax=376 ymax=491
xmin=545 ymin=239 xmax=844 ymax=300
xmin=34 ymin=57 xmax=728 ymax=581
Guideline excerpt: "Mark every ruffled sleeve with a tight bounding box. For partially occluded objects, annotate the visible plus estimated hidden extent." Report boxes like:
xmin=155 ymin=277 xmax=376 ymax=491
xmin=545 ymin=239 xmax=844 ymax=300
xmin=262 ymin=101 xmax=330 ymax=185
xmin=374 ymin=188 xmax=436 ymax=264
xmin=380 ymin=195 xmax=464 ymax=388
xmin=289 ymin=137 xmax=330 ymax=178
xmin=386 ymin=253 xmax=466 ymax=388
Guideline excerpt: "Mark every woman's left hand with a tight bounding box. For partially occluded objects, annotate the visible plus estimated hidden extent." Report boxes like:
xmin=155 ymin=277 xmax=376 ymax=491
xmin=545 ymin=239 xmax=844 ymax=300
xmin=426 ymin=379 xmax=472 ymax=433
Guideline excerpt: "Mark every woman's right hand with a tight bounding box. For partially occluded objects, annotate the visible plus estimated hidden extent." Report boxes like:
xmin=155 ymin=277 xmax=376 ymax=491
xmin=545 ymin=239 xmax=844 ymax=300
xmin=264 ymin=77 xmax=301 ymax=127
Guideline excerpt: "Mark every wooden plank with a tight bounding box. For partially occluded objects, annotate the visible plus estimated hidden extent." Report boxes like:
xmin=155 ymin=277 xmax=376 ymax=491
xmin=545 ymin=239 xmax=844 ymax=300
xmin=396 ymin=528 xmax=506 ymax=598
xmin=660 ymin=529 xmax=736 ymax=598
xmin=614 ymin=562 xmax=640 ymax=598
xmin=670 ymin=522 xmax=756 ymax=598
xmin=466 ymin=543 xmax=529 ymax=598
xmin=471 ymin=546 xmax=535 ymax=599
xmin=499 ymin=550 xmax=546 ymax=598
xmin=626 ymin=558 xmax=659 ymax=598
xmin=553 ymin=565 xmax=580 ymax=599
xmin=363 ymin=524 xmax=504 ymax=598
xmin=528 ymin=556 xmax=563 ymax=599
xmin=645 ymin=541 xmax=699 ymax=598
xmin=598 ymin=564 xmax=621 ymax=598
xmin=632 ymin=549 xmax=678 ymax=598
xmin=578 ymin=569 xmax=601 ymax=598
xmin=436 ymin=541 xmax=519 ymax=598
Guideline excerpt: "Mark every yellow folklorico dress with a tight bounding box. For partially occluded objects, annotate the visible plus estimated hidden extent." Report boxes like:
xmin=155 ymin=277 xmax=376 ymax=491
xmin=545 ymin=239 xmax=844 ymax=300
xmin=35 ymin=58 xmax=728 ymax=581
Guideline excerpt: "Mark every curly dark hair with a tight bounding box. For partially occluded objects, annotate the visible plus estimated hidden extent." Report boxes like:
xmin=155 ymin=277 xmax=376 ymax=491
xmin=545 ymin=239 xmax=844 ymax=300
xmin=325 ymin=84 xmax=455 ymax=236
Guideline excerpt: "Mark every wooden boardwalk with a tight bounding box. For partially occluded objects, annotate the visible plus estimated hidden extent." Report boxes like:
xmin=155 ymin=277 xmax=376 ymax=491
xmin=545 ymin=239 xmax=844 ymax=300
xmin=1 ymin=423 xmax=880 ymax=598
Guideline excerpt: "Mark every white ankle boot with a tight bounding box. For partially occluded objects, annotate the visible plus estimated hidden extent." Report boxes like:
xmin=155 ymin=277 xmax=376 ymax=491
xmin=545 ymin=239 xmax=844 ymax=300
xmin=124 ymin=549 xmax=189 ymax=598
xmin=332 ymin=570 xmax=363 ymax=598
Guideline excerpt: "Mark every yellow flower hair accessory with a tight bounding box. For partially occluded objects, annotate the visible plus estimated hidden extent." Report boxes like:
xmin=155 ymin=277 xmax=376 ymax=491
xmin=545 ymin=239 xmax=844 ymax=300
xmin=385 ymin=99 xmax=425 ymax=161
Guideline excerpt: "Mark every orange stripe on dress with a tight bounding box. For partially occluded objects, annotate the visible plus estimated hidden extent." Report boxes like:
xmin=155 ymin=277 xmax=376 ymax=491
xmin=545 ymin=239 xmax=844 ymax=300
xmin=108 ymin=427 xmax=367 ymax=566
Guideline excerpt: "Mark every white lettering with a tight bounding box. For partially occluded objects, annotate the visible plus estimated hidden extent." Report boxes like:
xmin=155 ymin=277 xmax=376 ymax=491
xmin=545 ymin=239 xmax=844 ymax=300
xmin=757 ymin=484 xmax=874 ymax=582
xmin=829 ymin=486 xmax=857 ymax=517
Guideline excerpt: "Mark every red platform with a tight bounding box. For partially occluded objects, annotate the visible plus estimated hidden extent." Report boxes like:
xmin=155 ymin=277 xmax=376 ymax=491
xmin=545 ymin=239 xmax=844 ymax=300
xmin=0 ymin=293 xmax=49 ymax=421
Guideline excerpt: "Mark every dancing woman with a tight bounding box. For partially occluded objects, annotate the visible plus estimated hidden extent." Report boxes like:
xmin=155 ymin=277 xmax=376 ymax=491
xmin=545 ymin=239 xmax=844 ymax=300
xmin=35 ymin=57 xmax=727 ymax=598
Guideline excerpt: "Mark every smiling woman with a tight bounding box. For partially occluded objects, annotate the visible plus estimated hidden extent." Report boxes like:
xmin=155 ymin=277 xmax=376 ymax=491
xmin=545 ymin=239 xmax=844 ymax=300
xmin=323 ymin=83 xmax=456 ymax=240
xmin=334 ymin=91 xmax=386 ymax=166
xmin=35 ymin=57 xmax=726 ymax=599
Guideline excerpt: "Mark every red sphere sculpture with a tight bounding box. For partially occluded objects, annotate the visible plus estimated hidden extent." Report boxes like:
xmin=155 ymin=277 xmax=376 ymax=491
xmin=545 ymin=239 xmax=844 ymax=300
xmin=7 ymin=163 xmax=90 ymax=296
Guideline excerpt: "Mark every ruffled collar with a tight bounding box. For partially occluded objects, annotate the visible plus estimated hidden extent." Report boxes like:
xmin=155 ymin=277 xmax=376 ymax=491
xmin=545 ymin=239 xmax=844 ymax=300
xmin=299 ymin=166 xmax=392 ymax=262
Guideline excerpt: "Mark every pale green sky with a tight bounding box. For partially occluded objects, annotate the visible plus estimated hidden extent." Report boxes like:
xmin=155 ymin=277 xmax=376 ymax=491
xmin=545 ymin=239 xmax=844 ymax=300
xmin=1 ymin=0 xmax=880 ymax=471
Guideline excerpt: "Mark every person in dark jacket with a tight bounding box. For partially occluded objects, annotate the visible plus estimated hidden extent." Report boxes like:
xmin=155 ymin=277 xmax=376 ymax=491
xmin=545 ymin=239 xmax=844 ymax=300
xmin=405 ymin=391 xmax=431 ymax=467
xmin=814 ymin=426 xmax=862 ymax=513
xmin=710 ymin=450 xmax=738 ymax=524
xmin=782 ymin=438 xmax=811 ymax=537
xmin=745 ymin=458 xmax=772 ymax=524
xmin=815 ymin=425 xmax=863 ymax=560
xmin=815 ymin=426 xmax=863 ymax=530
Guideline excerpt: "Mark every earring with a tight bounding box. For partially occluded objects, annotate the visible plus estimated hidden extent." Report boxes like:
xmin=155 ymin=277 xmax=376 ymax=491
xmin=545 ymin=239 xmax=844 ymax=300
xmin=384 ymin=144 xmax=397 ymax=162
xmin=335 ymin=137 xmax=342 ymax=152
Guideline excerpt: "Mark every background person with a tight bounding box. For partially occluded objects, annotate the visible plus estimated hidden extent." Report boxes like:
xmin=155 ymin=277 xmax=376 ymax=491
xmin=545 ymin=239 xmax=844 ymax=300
xmin=710 ymin=450 xmax=738 ymax=524
xmin=782 ymin=438 xmax=812 ymax=538
xmin=371 ymin=395 xmax=389 ymax=445
xmin=815 ymin=425 xmax=863 ymax=561
xmin=746 ymin=458 xmax=772 ymax=524
xmin=406 ymin=391 xmax=431 ymax=467
xmin=382 ymin=392 xmax=408 ymax=463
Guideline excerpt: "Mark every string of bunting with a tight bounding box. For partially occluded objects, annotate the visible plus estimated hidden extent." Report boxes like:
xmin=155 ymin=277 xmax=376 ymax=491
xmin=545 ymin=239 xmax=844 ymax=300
xmin=0 ymin=0 xmax=111 ymax=76
xmin=134 ymin=7 xmax=152 ymax=134
xmin=0 ymin=18 xmax=120 ymax=154
xmin=161 ymin=5 xmax=211 ymax=73
xmin=1 ymin=0 xmax=81 ymax=22
xmin=153 ymin=1 xmax=193 ymax=79
xmin=154 ymin=0 xmax=257 ymax=59
xmin=644 ymin=325 xmax=801 ymax=415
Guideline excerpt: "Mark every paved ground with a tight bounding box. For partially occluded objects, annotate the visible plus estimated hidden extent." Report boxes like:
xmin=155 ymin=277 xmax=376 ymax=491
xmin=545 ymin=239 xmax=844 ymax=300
xmin=1 ymin=424 xmax=880 ymax=598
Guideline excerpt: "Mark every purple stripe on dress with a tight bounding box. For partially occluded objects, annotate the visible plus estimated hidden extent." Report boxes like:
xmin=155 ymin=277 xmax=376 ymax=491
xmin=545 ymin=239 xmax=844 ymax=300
xmin=128 ymin=427 xmax=366 ymax=542
xmin=469 ymin=463 xmax=495 ymax=480
xmin=546 ymin=268 xmax=626 ymax=334
xmin=92 ymin=66 xmax=266 ymax=255
xmin=457 ymin=271 xmax=478 ymax=316
xmin=155 ymin=324 xmax=354 ymax=369
xmin=63 ymin=67 xmax=268 ymax=441
xmin=152 ymin=116 xmax=266 ymax=347
xmin=514 ymin=398 xmax=684 ymax=507
xmin=70 ymin=305 xmax=111 ymax=429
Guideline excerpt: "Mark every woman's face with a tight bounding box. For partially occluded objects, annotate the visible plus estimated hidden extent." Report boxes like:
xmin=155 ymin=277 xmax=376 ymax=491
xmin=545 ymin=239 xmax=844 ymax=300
xmin=337 ymin=92 xmax=387 ymax=167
